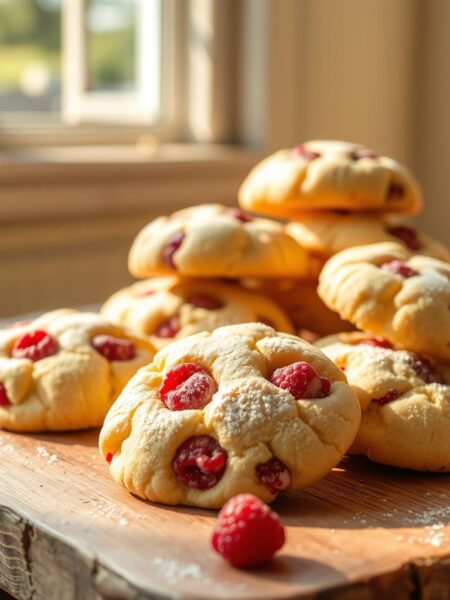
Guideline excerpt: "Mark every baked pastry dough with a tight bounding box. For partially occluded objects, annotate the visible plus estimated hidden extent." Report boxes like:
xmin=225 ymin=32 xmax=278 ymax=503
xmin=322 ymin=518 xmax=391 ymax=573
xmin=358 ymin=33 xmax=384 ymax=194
xmin=101 ymin=276 xmax=294 ymax=349
xmin=0 ymin=309 xmax=154 ymax=432
xmin=128 ymin=204 xmax=319 ymax=279
xmin=288 ymin=212 xmax=450 ymax=261
xmin=239 ymin=141 xmax=422 ymax=217
xmin=99 ymin=323 xmax=360 ymax=508
xmin=318 ymin=243 xmax=450 ymax=361
xmin=317 ymin=332 xmax=450 ymax=471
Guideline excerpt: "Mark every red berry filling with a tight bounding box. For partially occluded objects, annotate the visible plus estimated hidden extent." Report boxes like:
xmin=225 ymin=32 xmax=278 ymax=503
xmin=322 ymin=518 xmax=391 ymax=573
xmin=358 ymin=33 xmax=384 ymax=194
xmin=172 ymin=435 xmax=227 ymax=489
xmin=91 ymin=335 xmax=136 ymax=361
xmin=105 ymin=452 xmax=113 ymax=464
xmin=293 ymin=144 xmax=321 ymax=161
xmin=159 ymin=363 xmax=217 ymax=411
xmin=360 ymin=337 xmax=394 ymax=350
xmin=380 ymin=259 xmax=418 ymax=279
xmin=0 ymin=384 xmax=10 ymax=407
xmin=227 ymin=208 xmax=254 ymax=223
xmin=373 ymin=389 xmax=400 ymax=406
xmin=405 ymin=353 xmax=443 ymax=384
xmin=386 ymin=226 xmax=421 ymax=251
xmin=12 ymin=330 xmax=58 ymax=362
xmin=255 ymin=457 xmax=291 ymax=494
xmin=270 ymin=361 xmax=331 ymax=399
xmin=187 ymin=294 xmax=223 ymax=310
xmin=386 ymin=182 xmax=405 ymax=201
xmin=212 ymin=493 xmax=285 ymax=568
xmin=153 ymin=316 xmax=180 ymax=338
xmin=351 ymin=149 xmax=379 ymax=160
xmin=163 ymin=231 xmax=185 ymax=269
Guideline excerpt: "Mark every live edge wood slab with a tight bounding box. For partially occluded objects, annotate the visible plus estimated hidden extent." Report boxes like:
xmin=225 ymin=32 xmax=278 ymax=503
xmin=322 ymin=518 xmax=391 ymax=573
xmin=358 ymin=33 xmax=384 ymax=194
xmin=0 ymin=431 xmax=448 ymax=600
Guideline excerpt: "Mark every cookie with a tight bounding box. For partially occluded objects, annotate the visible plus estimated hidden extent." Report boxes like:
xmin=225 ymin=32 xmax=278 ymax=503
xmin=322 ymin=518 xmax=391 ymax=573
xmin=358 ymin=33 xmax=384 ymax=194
xmin=99 ymin=323 xmax=360 ymax=508
xmin=128 ymin=204 xmax=319 ymax=279
xmin=318 ymin=243 xmax=450 ymax=361
xmin=101 ymin=277 xmax=294 ymax=349
xmin=288 ymin=213 xmax=450 ymax=261
xmin=317 ymin=332 xmax=450 ymax=471
xmin=241 ymin=278 xmax=354 ymax=337
xmin=0 ymin=309 xmax=154 ymax=432
xmin=239 ymin=140 xmax=422 ymax=217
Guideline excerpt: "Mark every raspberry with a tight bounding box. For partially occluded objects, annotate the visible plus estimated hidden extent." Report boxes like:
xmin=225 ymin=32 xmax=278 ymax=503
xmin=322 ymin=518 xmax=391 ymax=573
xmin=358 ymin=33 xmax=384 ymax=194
xmin=380 ymin=259 xmax=418 ymax=279
xmin=405 ymin=353 xmax=443 ymax=384
xmin=386 ymin=226 xmax=421 ymax=251
xmin=373 ymin=389 xmax=400 ymax=406
xmin=153 ymin=316 xmax=180 ymax=338
xmin=105 ymin=452 xmax=113 ymax=464
xmin=188 ymin=294 xmax=223 ymax=310
xmin=255 ymin=457 xmax=291 ymax=494
xmin=159 ymin=363 xmax=217 ymax=410
xmin=91 ymin=335 xmax=136 ymax=361
xmin=293 ymin=144 xmax=320 ymax=161
xmin=211 ymin=494 xmax=285 ymax=568
xmin=172 ymin=435 xmax=227 ymax=489
xmin=351 ymin=149 xmax=379 ymax=160
xmin=270 ymin=361 xmax=331 ymax=399
xmin=162 ymin=231 xmax=185 ymax=269
xmin=360 ymin=337 xmax=394 ymax=350
xmin=386 ymin=182 xmax=405 ymax=201
xmin=12 ymin=330 xmax=58 ymax=362
xmin=227 ymin=208 xmax=254 ymax=223
xmin=0 ymin=384 xmax=10 ymax=407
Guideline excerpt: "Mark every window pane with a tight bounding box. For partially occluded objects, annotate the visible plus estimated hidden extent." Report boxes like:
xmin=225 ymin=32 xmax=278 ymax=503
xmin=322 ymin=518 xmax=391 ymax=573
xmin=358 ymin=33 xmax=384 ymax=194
xmin=86 ymin=0 xmax=136 ymax=92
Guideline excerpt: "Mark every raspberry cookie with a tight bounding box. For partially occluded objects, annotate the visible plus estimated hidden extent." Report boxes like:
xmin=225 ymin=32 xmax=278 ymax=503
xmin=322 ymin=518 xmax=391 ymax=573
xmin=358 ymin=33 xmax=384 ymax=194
xmin=288 ymin=213 xmax=450 ymax=261
xmin=317 ymin=332 xmax=450 ymax=471
xmin=0 ymin=309 xmax=154 ymax=432
xmin=239 ymin=140 xmax=422 ymax=218
xmin=101 ymin=277 xmax=294 ymax=349
xmin=318 ymin=243 xmax=450 ymax=361
xmin=99 ymin=323 xmax=360 ymax=508
xmin=241 ymin=278 xmax=354 ymax=337
xmin=128 ymin=204 xmax=319 ymax=279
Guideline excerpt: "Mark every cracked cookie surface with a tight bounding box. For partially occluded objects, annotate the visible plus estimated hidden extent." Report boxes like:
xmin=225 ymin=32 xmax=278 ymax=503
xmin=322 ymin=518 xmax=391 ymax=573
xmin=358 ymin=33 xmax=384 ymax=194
xmin=0 ymin=309 xmax=154 ymax=432
xmin=99 ymin=323 xmax=360 ymax=508
xmin=317 ymin=332 xmax=450 ymax=471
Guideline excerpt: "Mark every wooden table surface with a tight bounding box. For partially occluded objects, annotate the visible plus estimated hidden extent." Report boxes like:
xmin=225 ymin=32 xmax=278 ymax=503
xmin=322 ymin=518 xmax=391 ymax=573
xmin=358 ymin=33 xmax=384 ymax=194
xmin=0 ymin=429 xmax=448 ymax=600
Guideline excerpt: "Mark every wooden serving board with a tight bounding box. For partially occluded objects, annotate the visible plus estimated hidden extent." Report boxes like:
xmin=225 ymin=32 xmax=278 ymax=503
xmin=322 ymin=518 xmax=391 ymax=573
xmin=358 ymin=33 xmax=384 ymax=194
xmin=0 ymin=430 xmax=448 ymax=600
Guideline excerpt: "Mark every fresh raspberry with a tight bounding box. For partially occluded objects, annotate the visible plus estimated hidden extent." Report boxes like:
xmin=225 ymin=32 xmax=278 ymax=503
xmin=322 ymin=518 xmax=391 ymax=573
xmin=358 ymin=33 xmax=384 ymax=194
xmin=0 ymin=384 xmax=10 ymax=407
xmin=270 ymin=361 xmax=331 ymax=399
xmin=380 ymin=259 xmax=418 ymax=279
xmin=255 ymin=457 xmax=291 ymax=494
xmin=153 ymin=316 xmax=180 ymax=338
xmin=227 ymin=208 xmax=254 ymax=223
xmin=12 ymin=330 xmax=58 ymax=362
xmin=386 ymin=182 xmax=405 ymax=200
xmin=172 ymin=435 xmax=227 ymax=489
xmin=105 ymin=452 xmax=113 ymax=464
xmin=351 ymin=149 xmax=379 ymax=160
xmin=293 ymin=144 xmax=320 ymax=161
xmin=159 ymin=363 xmax=217 ymax=410
xmin=373 ymin=389 xmax=400 ymax=406
xmin=405 ymin=353 xmax=443 ymax=384
xmin=188 ymin=294 xmax=223 ymax=310
xmin=360 ymin=337 xmax=394 ymax=350
xmin=211 ymin=494 xmax=285 ymax=568
xmin=91 ymin=335 xmax=136 ymax=361
xmin=162 ymin=231 xmax=185 ymax=269
xmin=386 ymin=226 xmax=421 ymax=251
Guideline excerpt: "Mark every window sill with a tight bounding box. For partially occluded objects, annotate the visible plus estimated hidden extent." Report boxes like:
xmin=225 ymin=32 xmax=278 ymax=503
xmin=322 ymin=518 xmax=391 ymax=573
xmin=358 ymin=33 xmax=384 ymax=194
xmin=0 ymin=143 xmax=260 ymax=221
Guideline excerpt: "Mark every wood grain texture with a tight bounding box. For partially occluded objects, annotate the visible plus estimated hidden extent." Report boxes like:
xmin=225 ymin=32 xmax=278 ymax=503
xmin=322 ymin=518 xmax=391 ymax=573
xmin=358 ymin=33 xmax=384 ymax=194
xmin=0 ymin=429 xmax=448 ymax=600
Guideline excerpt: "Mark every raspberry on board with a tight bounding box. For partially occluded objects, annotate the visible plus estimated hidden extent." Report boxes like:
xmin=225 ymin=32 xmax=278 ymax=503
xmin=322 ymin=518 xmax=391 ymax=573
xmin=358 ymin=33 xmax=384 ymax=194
xmin=12 ymin=330 xmax=59 ymax=362
xmin=159 ymin=363 xmax=217 ymax=411
xmin=172 ymin=435 xmax=227 ymax=489
xmin=211 ymin=493 xmax=285 ymax=568
xmin=270 ymin=361 xmax=331 ymax=399
xmin=255 ymin=457 xmax=291 ymax=494
xmin=91 ymin=335 xmax=136 ymax=361
xmin=162 ymin=231 xmax=185 ymax=268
